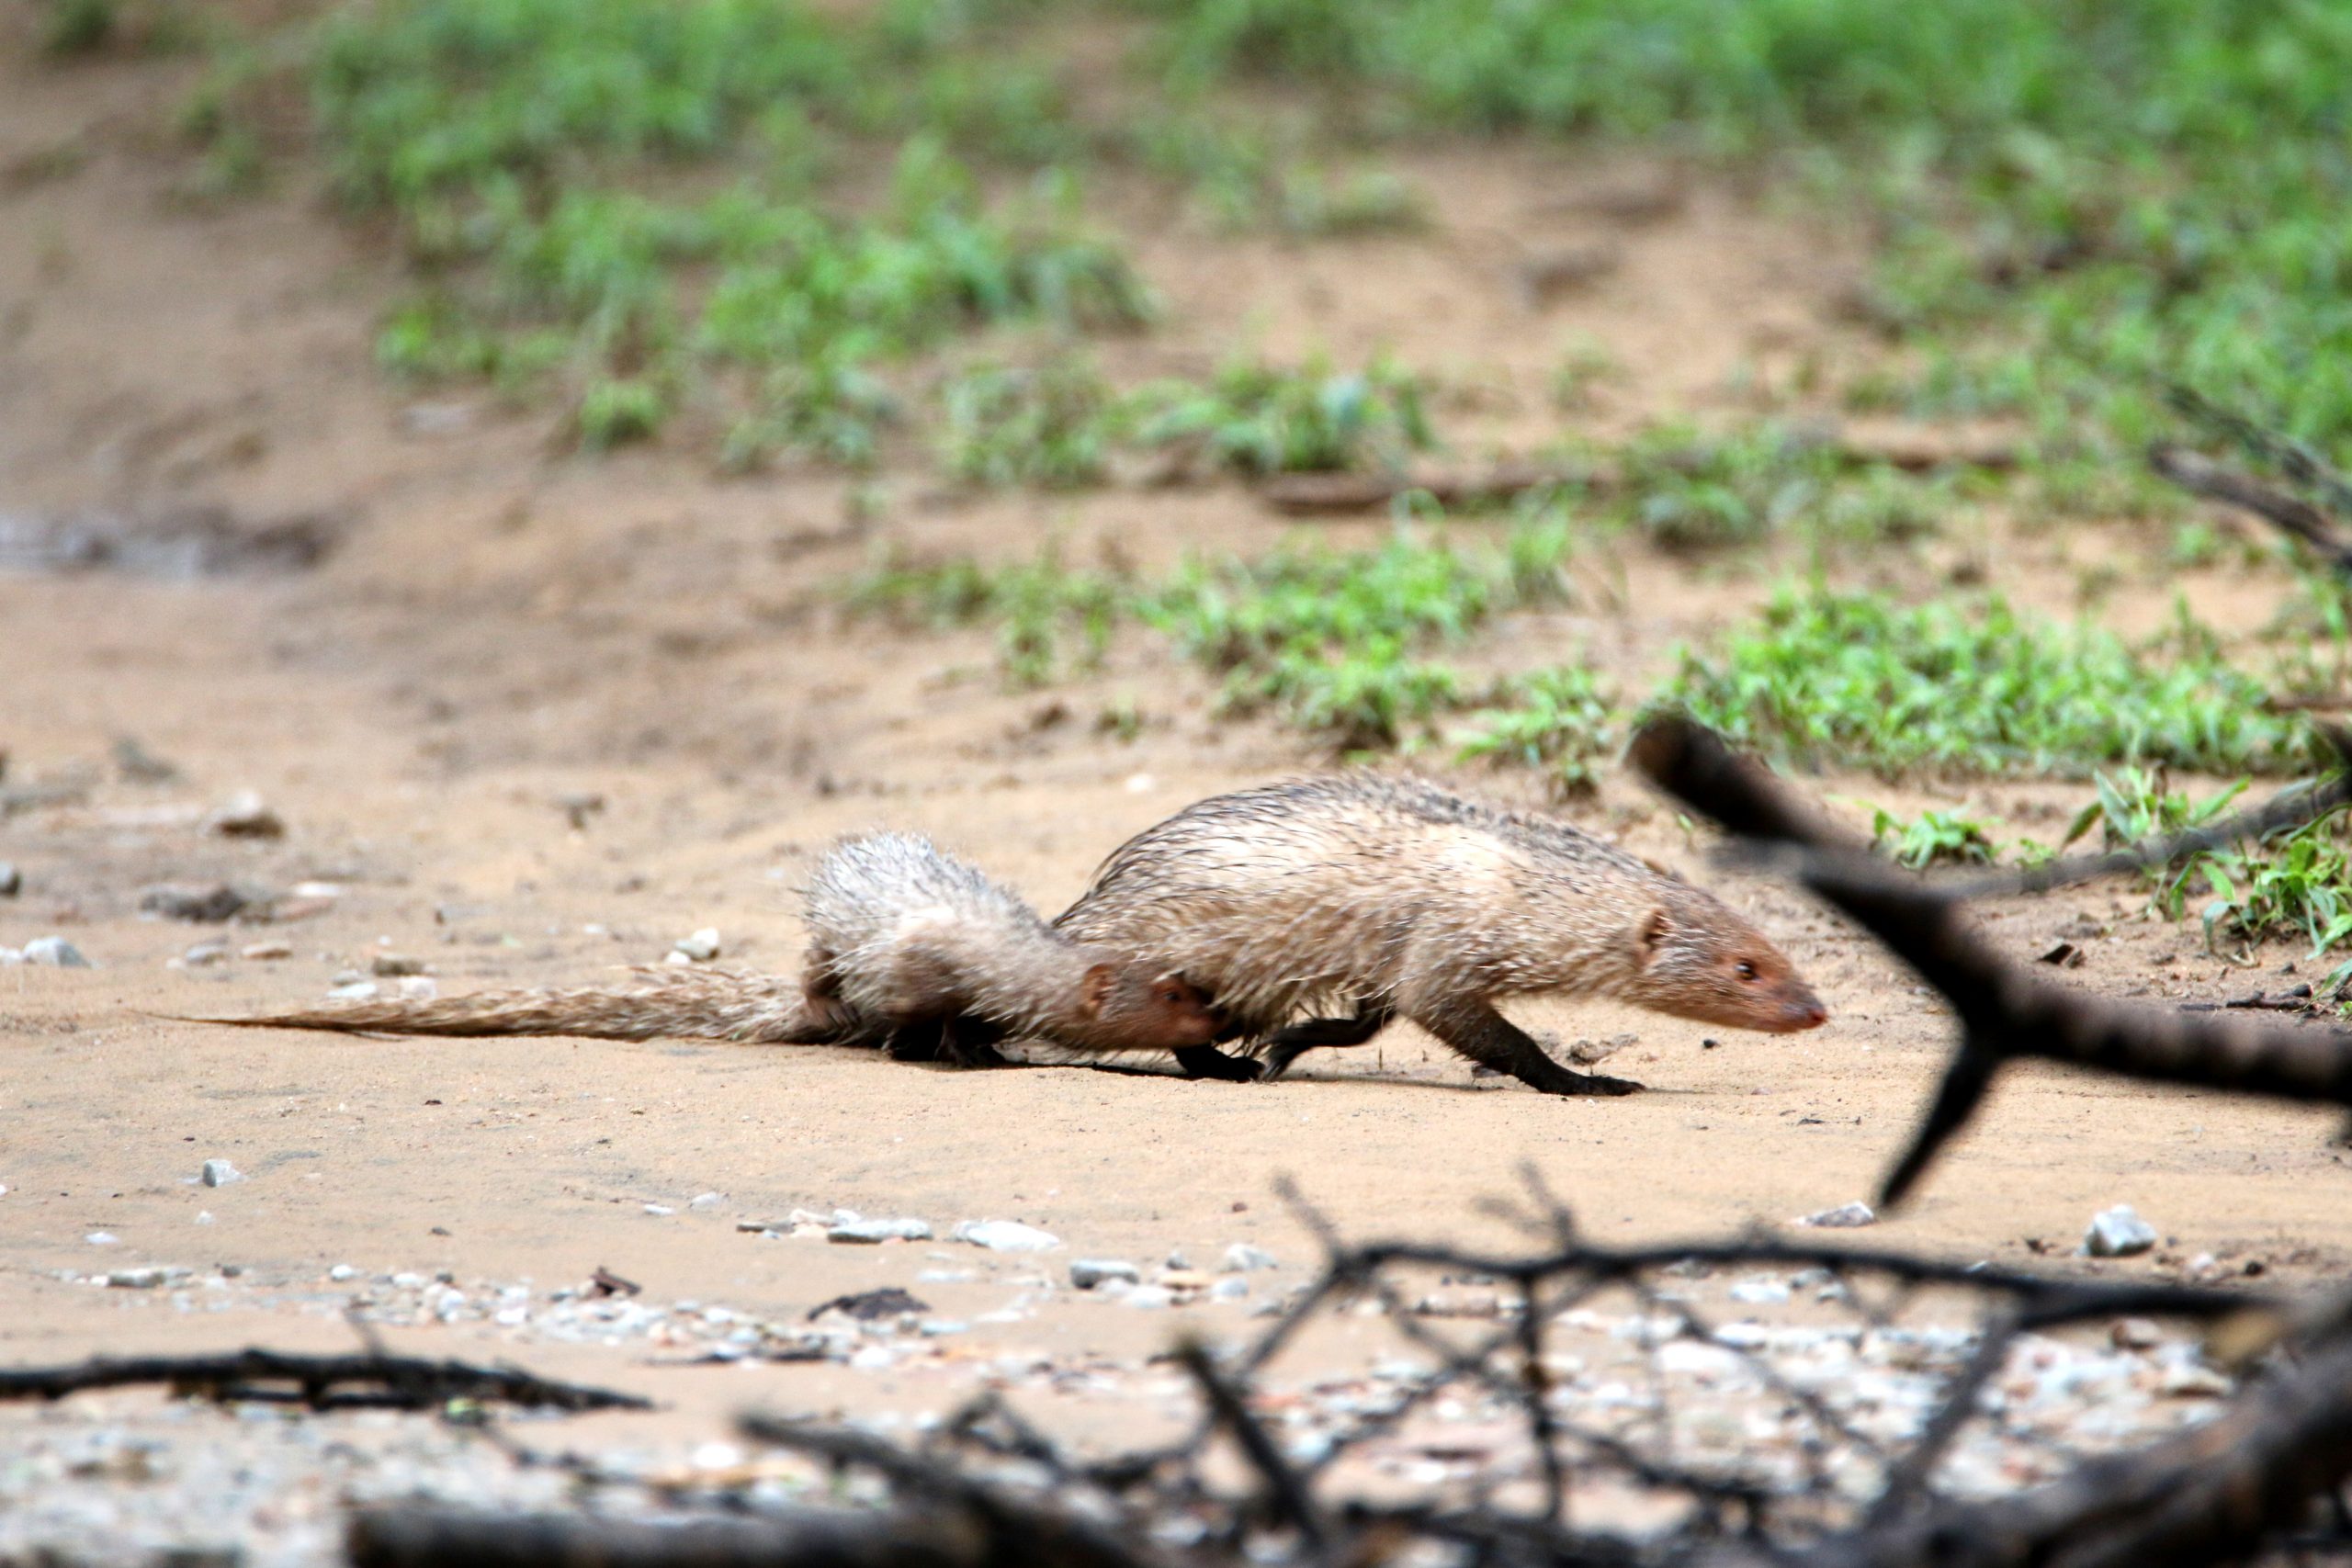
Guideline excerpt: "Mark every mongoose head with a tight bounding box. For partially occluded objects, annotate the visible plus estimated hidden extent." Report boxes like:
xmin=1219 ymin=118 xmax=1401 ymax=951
xmin=1621 ymin=885 xmax=1826 ymax=1033
xmin=1078 ymin=960 xmax=1224 ymax=1049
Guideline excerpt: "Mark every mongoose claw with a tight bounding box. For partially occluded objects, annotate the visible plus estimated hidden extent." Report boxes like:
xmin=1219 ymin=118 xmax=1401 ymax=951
xmin=1577 ymin=1073 xmax=1645 ymax=1097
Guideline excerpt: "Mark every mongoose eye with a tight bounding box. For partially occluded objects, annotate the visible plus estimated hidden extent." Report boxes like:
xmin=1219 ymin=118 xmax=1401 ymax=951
xmin=1735 ymin=960 xmax=1758 ymax=981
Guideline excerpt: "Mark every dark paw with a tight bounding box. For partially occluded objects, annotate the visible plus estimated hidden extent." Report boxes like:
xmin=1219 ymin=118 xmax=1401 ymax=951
xmin=1174 ymin=1046 xmax=1264 ymax=1083
xmin=1584 ymin=1073 xmax=1644 ymax=1097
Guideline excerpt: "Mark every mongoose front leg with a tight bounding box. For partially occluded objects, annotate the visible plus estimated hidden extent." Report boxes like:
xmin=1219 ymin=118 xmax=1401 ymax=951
xmin=1173 ymin=1045 xmax=1264 ymax=1082
xmin=1411 ymin=998 xmax=1643 ymax=1096
xmin=936 ymin=1017 xmax=1012 ymax=1069
xmin=1257 ymin=999 xmax=1396 ymax=1081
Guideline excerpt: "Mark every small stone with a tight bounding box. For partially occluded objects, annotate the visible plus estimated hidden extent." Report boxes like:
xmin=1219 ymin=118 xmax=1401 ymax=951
xmin=183 ymin=942 xmax=230 ymax=967
xmin=2084 ymin=1205 xmax=2159 ymax=1258
xmin=1728 ymin=1277 xmax=1792 ymax=1305
xmin=113 ymin=737 xmax=182 ymax=784
xmin=2110 ymin=1317 xmax=2163 ymax=1350
xmin=688 ymin=1191 xmax=724 ymax=1211
xmin=809 ymin=1287 xmax=929 ymax=1322
xmin=1795 ymin=1201 xmax=1876 ymax=1229
xmin=1209 ymin=1276 xmax=1250 ymax=1302
xmin=829 ymin=1217 xmax=933 ymax=1244
xmin=1219 ymin=1243 xmax=1278 ymax=1273
xmin=1566 ymin=1032 xmax=1637 ymax=1066
xmin=141 ymin=884 xmax=250 ymax=923
xmin=327 ymin=1264 xmax=358 ymax=1281
xmin=554 ymin=791 xmax=605 ymax=830
xmin=920 ymin=1319 xmax=968 ymax=1337
xmin=2161 ymin=1362 xmax=2233 ymax=1398
xmin=200 ymin=1159 xmax=243 ymax=1188
xmin=86 ymin=1232 xmax=119 ymax=1247
xmin=1164 ymin=1248 xmax=1190 ymax=1270
xmin=1414 ymin=1287 xmax=1501 ymax=1319
xmin=241 ymin=941 xmax=292 ymax=961
xmin=952 ymin=1219 xmax=1060 ymax=1253
xmin=1069 ymin=1258 xmax=1141 ymax=1290
xmin=327 ymin=981 xmax=379 ymax=1002
xmin=371 ymin=953 xmax=427 ymax=977
xmin=207 ymin=792 xmax=286 ymax=839
xmin=673 ymin=928 xmax=722 ymax=963
xmin=0 ymin=863 xmax=18 ymax=897
xmin=23 ymin=936 xmax=90 ymax=967
xmin=107 ymin=1268 xmax=171 ymax=1289
xmin=1123 ymin=1285 xmax=1174 ymax=1310
xmin=395 ymin=976 xmax=438 ymax=1001
xmin=643 ymin=1204 xmax=675 ymax=1217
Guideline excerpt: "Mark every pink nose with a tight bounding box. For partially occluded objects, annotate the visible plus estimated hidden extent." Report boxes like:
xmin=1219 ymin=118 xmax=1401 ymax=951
xmin=1792 ymin=1000 xmax=1827 ymax=1030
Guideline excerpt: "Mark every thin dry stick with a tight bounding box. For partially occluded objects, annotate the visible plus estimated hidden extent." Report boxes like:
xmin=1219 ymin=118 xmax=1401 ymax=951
xmin=0 ymin=1348 xmax=648 ymax=1414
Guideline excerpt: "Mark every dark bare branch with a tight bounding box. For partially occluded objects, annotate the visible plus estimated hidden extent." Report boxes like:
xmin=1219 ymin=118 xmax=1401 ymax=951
xmin=0 ymin=1348 xmax=648 ymax=1413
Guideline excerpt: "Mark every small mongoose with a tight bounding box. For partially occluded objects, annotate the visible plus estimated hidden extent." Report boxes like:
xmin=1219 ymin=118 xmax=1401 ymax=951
xmin=189 ymin=832 xmax=1227 ymax=1069
xmin=1051 ymin=774 xmax=1828 ymax=1095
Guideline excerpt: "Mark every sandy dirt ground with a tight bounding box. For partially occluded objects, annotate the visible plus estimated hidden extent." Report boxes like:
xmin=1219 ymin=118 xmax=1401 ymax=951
xmin=3 ymin=37 xmax=2348 ymax=1565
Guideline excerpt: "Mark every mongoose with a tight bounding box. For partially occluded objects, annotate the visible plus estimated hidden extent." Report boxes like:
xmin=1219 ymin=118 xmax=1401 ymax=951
xmin=188 ymin=832 xmax=1229 ymax=1070
xmin=1051 ymin=774 xmax=1828 ymax=1095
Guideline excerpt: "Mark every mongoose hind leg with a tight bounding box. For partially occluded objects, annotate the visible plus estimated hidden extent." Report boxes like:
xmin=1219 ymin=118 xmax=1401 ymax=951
xmin=1173 ymin=1045 xmax=1263 ymax=1082
xmin=885 ymin=1017 xmax=1012 ymax=1068
xmin=1412 ymin=998 xmax=1642 ymax=1096
xmin=1257 ymin=999 xmax=1396 ymax=1081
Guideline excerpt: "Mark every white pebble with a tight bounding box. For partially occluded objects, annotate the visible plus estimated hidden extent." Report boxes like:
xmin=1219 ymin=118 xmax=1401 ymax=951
xmin=200 ymin=1159 xmax=243 ymax=1188
xmin=1794 ymin=1201 xmax=1875 ymax=1229
xmin=23 ymin=936 xmax=91 ymax=968
xmin=688 ymin=1191 xmax=724 ymax=1211
xmin=1069 ymin=1258 xmax=1141 ymax=1290
xmin=1219 ymin=1243 xmax=1278 ymax=1273
xmin=952 ymin=1219 xmax=1060 ymax=1253
xmin=327 ymin=1264 xmax=358 ymax=1282
xmin=86 ymin=1232 xmax=119 ymax=1247
xmin=672 ymin=928 xmax=722 ymax=963
xmin=830 ymin=1217 xmax=933 ymax=1244
xmin=2084 ymin=1204 xmax=2159 ymax=1258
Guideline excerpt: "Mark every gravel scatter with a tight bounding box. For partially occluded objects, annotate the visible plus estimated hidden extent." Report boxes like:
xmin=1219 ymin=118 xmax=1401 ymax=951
xmin=23 ymin=936 xmax=91 ymax=967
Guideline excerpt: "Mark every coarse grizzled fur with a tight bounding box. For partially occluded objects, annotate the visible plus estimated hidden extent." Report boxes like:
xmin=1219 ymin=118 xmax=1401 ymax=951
xmin=190 ymin=832 xmax=1222 ymax=1068
xmin=1052 ymin=773 xmax=1826 ymax=1095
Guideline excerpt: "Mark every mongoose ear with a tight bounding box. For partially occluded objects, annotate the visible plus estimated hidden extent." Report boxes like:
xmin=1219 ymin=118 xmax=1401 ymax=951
xmin=1636 ymin=908 xmax=1672 ymax=963
xmin=1080 ymin=963 xmax=1115 ymax=1017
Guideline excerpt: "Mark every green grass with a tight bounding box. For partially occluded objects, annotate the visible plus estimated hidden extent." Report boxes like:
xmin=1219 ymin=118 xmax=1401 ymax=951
xmin=849 ymin=521 xmax=1573 ymax=740
xmin=1865 ymin=805 xmax=2005 ymax=870
xmin=1659 ymin=588 xmax=2311 ymax=779
xmin=2063 ymin=767 xmax=2352 ymax=975
xmin=1130 ymin=355 xmax=1435 ymax=477
xmin=1140 ymin=0 xmax=2352 ymax=465
xmin=1453 ymin=665 xmax=1620 ymax=797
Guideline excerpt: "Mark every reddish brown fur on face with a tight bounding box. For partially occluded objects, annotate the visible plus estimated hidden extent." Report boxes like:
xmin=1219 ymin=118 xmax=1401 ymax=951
xmin=1102 ymin=970 xmax=1222 ymax=1047
xmin=1628 ymin=891 xmax=1828 ymax=1034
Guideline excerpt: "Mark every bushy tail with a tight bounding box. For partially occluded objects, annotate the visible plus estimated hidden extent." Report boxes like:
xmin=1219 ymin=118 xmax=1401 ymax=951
xmin=181 ymin=966 xmax=833 ymax=1043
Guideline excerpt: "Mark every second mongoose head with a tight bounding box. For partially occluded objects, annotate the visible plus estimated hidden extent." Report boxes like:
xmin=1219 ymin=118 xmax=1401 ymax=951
xmin=1063 ymin=956 xmax=1223 ymax=1052
xmin=1616 ymin=879 xmax=1827 ymax=1034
